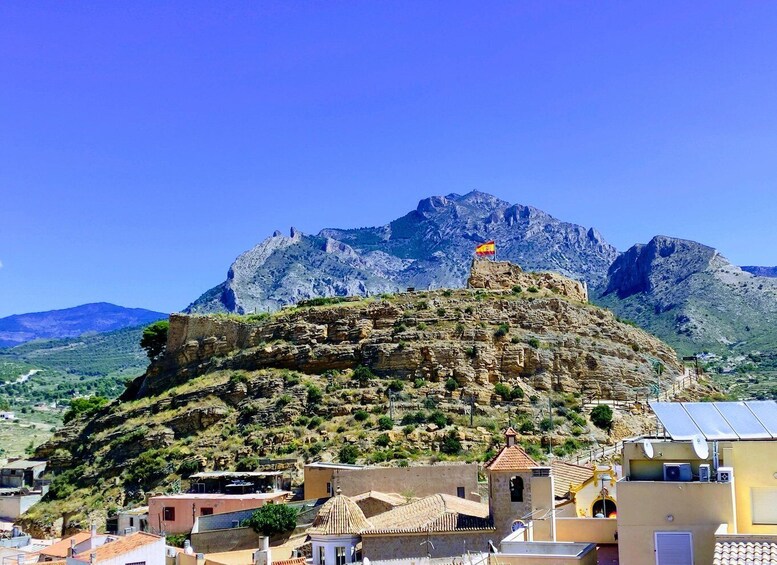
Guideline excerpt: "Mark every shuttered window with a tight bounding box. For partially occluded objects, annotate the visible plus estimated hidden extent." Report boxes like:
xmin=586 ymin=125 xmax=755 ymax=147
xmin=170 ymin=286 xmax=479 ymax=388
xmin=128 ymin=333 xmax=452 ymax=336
xmin=752 ymin=488 xmax=777 ymax=525
xmin=655 ymin=531 xmax=693 ymax=565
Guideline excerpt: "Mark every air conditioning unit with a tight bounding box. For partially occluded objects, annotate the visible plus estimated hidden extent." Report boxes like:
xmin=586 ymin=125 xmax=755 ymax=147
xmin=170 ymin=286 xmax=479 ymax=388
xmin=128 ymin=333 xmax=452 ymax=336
xmin=717 ymin=467 xmax=734 ymax=483
xmin=663 ymin=463 xmax=692 ymax=482
xmin=698 ymin=464 xmax=711 ymax=482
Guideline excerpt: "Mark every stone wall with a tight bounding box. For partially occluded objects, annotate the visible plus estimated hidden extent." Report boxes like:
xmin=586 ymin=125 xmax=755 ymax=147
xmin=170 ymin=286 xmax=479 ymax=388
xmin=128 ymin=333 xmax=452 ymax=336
xmin=362 ymin=531 xmax=497 ymax=561
xmin=467 ymin=260 xmax=588 ymax=302
xmin=488 ymin=470 xmax=533 ymax=541
xmin=335 ymin=463 xmax=480 ymax=501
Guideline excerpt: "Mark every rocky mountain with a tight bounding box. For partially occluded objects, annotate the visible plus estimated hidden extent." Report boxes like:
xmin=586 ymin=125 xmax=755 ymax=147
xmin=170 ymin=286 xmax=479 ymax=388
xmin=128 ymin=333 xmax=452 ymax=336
xmin=741 ymin=266 xmax=777 ymax=278
xmin=27 ymin=263 xmax=701 ymax=536
xmin=596 ymin=236 xmax=777 ymax=355
xmin=0 ymin=303 xmax=167 ymax=348
xmin=187 ymin=191 xmax=617 ymax=314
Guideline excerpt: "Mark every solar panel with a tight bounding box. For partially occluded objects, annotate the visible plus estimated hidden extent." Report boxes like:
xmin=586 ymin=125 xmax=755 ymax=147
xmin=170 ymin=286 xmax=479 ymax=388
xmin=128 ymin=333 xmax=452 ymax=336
xmin=650 ymin=402 xmax=702 ymax=440
xmin=684 ymin=402 xmax=738 ymax=440
xmin=714 ymin=402 xmax=773 ymax=440
xmin=745 ymin=401 xmax=777 ymax=438
xmin=651 ymin=400 xmax=777 ymax=441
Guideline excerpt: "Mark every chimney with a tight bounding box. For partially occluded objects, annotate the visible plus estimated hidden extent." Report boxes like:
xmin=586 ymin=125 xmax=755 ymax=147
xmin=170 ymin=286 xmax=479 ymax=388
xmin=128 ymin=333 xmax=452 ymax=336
xmin=68 ymin=539 xmax=76 ymax=558
xmin=90 ymin=523 xmax=97 ymax=537
xmin=504 ymin=427 xmax=518 ymax=447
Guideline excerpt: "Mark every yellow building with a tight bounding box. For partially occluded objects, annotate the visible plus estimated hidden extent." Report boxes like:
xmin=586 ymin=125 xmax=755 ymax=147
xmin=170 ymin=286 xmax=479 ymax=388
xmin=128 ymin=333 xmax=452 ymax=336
xmin=617 ymin=400 xmax=777 ymax=565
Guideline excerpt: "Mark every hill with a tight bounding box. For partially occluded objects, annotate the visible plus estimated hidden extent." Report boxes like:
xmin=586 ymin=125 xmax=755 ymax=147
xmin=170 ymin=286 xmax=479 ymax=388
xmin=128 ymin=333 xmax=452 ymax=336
xmin=25 ymin=263 xmax=704 ymax=536
xmin=186 ymin=191 xmax=617 ymax=314
xmin=741 ymin=266 xmax=777 ymax=278
xmin=596 ymin=236 xmax=777 ymax=356
xmin=0 ymin=303 xmax=166 ymax=348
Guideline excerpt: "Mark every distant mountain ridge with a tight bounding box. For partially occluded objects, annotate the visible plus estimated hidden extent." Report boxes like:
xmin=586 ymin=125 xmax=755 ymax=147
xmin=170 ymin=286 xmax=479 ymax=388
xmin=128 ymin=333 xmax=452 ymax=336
xmin=185 ymin=191 xmax=777 ymax=357
xmin=187 ymin=191 xmax=618 ymax=314
xmin=741 ymin=266 xmax=777 ymax=278
xmin=597 ymin=236 xmax=777 ymax=355
xmin=0 ymin=303 xmax=167 ymax=348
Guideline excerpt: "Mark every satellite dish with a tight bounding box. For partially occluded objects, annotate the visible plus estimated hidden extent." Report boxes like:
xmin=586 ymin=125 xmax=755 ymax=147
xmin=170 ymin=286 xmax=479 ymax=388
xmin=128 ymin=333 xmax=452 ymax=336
xmin=642 ymin=440 xmax=654 ymax=459
xmin=692 ymin=435 xmax=709 ymax=459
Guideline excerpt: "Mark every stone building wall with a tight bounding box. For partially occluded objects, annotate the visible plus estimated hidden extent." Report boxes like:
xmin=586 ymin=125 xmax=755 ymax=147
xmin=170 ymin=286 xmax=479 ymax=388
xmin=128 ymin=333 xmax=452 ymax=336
xmin=362 ymin=531 xmax=496 ymax=561
xmin=488 ymin=470 xmax=534 ymax=541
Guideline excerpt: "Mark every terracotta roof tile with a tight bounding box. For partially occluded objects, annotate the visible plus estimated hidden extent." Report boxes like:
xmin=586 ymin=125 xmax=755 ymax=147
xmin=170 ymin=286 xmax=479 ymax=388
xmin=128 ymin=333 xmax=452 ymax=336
xmin=551 ymin=460 xmax=594 ymax=499
xmin=74 ymin=532 xmax=162 ymax=562
xmin=38 ymin=532 xmax=92 ymax=558
xmin=485 ymin=445 xmax=537 ymax=471
xmin=713 ymin=539 xmax=777 ymax=564
xmin=363 ymin=494 xmax=493 ymax=535
xmin=307 ymin=494 xmax=372 ymax=536
xmin=349 ymin=491 xmax=407 ymax=506
xmin=274 ymin=558 xmax=306 ymax=565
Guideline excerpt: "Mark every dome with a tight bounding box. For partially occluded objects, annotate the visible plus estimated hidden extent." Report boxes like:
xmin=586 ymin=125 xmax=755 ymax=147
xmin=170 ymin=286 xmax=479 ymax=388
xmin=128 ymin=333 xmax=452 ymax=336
xmin=308 ymin=490 xmax=372 ymax=536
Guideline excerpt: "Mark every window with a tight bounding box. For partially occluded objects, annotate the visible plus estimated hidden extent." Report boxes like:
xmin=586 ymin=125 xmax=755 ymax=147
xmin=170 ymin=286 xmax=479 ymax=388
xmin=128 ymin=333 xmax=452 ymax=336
xmin=163 ymin=507 xmax=175 ymax=521
xmin=510 ymin=476 xmax=524 ymax=502
xmin=654 ymin=532 xmax=693 ymax=565
xmin=129 ymin=517 xmax=134 ymax=527
xmin=326 ymin=482 xmax=332 ymax=495
xmin=335 ymin=547 xmax=346 ymax=565
xmin=752 ymin=488 xmax=777 ymax=525
xmin=457 ymin=486 xmax=465 ymax=499
xmin=318 ymin=546 xmax=326 ymax=565
xmin=200 ymin=507 xmax=214 ymax=516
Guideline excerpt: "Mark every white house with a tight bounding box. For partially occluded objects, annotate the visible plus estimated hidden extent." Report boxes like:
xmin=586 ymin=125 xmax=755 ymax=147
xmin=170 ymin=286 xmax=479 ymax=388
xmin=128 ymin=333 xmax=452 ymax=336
xmin=65 ymin=532 xmax=165 ymax=565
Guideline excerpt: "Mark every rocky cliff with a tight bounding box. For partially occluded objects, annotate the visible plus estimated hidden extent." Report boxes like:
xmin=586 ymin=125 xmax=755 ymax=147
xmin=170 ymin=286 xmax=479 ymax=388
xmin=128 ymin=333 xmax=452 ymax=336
xmin=27 ymin=265 xmax=694 ymax=536
xmin=186 ymin=191 xmax=617 ymax=314
xmin=597 ymin=236 xmax=777 ymax=355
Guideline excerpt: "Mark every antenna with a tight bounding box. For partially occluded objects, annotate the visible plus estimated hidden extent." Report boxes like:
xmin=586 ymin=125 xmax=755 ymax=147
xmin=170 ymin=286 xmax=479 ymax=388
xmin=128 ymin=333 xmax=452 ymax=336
xmin=692 ymin=435 xmax=709 ymax=459
xmin=642 ymin=440 xmax=654 ymax=459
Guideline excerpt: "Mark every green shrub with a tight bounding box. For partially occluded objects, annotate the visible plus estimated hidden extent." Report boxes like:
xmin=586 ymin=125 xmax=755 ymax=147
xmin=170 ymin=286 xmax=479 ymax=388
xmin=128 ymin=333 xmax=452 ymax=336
xmin=494 ymin=323 xmax=510 ymax=339
xmin=236 ymin=456 xmax=260 ymax=471
xmin=354 ymin=410 xmax=369 ymax=422
xmin=276 ymin=394 xmax=292 ymax=408
xmin=177 ymin=459 xmax=201 ymax=477
xmin=440 ymin=430 xmax=462 ymax=455
xmin=63 ymin=396 xmax=109 ymax=424
xmin=422 ymin=397 xmax=438 ymax=410
xmin=401 ymin=411 xmax=426 ymax=425
xmin=387 ymin=380 xmax=404 ymax=393
xmin=527 ymin=337 xmax=540 ymax=348
xmin=512 ymin=285 xmax=522 ymax=294
xmin=413 ymin=378 xmax=425 ymax=388
xmin=528 ymin=286 xmax=539 ymax=293
xmin=428 ymin=411 xmax=449 ymax=428
xmin=230 ymin=372 xmax=249 ymax=384
xmin=338 ymin=444 xmax=360 ymax=464
xmin=376 ymin=433 xmax=391 ymax=447
xmin=464 ymin=306 xmax=474 ymax=315
xmin=590 ymin=405 xmax=613 ymax=430
xmin=494 ymin=383 xmax=511 ymax=400
xmin=416 ymin=301 xmax=428 ymax=310
xmin=377 ymin=416 xmax=394 ymax=430
xmin=443 ymin=290 xmax=453 ymax=297
xmin=306 ymin=385 xmax=323 ymax=404
xmin=437 ymin=308 xmax=446 ymax=317
xmin=403 ymin=424 xmax=416 ymax=435
xmin=242 ymin=503 xmax=298 ymax=536
xmin=445 ymin=378 xmax=458 ymax=391
xmin=392 ymin=323 xmax=407 ymax=335
xmin=510 ymin=386 xmax=524 ymax=400
xmin=352 ymin=365 xmax=374 ymax=386
xmin=539 ymin=417 xmax=554 ymax=432
xmin=295 ymin=415 xmax=310 ymax=426
xmin=519 ymin=419 xmax=535 ymax=434
xmin=125 ymin=449 xmax=171 ymax=488
xmin=307 ymin=416 xmax=323 ymax=429
xmin=568 ymin=411 xmax=587 ymax=427
xmin=417 ymin=322 xmax=427 ymax=330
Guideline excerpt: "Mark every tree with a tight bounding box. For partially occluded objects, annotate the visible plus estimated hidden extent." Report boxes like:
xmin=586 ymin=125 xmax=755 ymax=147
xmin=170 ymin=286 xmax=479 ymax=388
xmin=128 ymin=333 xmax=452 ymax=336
xmin=590 ymin=405 xmax=613 ymax=430
xmin=140 ymin=320 xmax=169 ymax=360
xmin=440 ymin=430 xmax=462 ymax=455
xmin=338 ymin=444 xmax=360 ymax=464
xmin=63 ymin=396 xmax=109 ymax=423
xmin=242 ymin=503 xmax=298 ymax=537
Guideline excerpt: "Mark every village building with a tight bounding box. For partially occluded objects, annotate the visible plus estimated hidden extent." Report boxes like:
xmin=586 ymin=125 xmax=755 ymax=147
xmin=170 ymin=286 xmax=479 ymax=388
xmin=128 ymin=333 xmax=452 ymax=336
xmin=0 ymin=460 xmax=48 ymax=521
xmin=617 ymin=400 xmax=777 ymax=565
xmin=303 ymin=462 xmax=478 ymax=502
xmin=148 ymin=492 xmax=289 ymax=535
xmin=308 ymin=487 xmax=371 ymax=565
xmin=64 ymin=531 xmax=165 ymax=565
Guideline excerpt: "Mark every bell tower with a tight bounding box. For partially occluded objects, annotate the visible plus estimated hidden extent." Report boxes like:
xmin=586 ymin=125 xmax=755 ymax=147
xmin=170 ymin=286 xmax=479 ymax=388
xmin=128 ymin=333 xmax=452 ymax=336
xmin=485 ymin=427 xmax=537 ymax=540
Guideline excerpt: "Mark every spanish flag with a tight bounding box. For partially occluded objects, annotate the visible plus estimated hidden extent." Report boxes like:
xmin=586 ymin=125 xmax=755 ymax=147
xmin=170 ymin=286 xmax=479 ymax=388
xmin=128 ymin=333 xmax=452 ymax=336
xmin=475 ymin=241 xmax=495 ymax=256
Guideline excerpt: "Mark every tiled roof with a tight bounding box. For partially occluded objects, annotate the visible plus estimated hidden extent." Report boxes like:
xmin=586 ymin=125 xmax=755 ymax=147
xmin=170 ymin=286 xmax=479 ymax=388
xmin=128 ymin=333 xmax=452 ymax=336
xmin=551 ymin=460 xmax=593 ymax=499
xmin=274 ymin=559 xmax=307 ymax=565
xmin=307 ymin=494 xmax=372 ymax=536
xmin=714 ymin=539 xmax=777 ymax=564
xmin=363 ymin=494 xmax=493 ymax=535
xmin=485 ymin=444 xmax=537 ymax=471
xmin=74 ymin=532 xmax=162 ymax=562
xmin=350 ymin=491 xmax=407 ymax=506
xmin=38 ymin=532 xmax=92 ymax=558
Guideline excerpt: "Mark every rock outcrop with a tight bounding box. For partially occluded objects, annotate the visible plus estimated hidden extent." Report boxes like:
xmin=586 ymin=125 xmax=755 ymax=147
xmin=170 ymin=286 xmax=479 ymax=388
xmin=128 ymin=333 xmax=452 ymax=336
xmin=467 ymin=259 xmax=588 ymax=302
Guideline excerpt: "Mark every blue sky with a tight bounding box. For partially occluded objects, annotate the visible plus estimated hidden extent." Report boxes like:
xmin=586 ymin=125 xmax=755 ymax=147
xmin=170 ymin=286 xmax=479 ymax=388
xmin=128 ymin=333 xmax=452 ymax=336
xmin=2 ymin=2 xmax=777 ymax=317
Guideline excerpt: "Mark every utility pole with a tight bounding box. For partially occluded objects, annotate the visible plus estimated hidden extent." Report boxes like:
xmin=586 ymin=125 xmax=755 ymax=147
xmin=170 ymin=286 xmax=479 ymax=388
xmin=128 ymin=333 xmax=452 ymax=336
xmin=470 ymin=393 xmax=475 ymax=427
xmin=389 ymin=391 xmax=395 ymax=421
xmin=548 ymin=396 xmax=553 ymax=456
